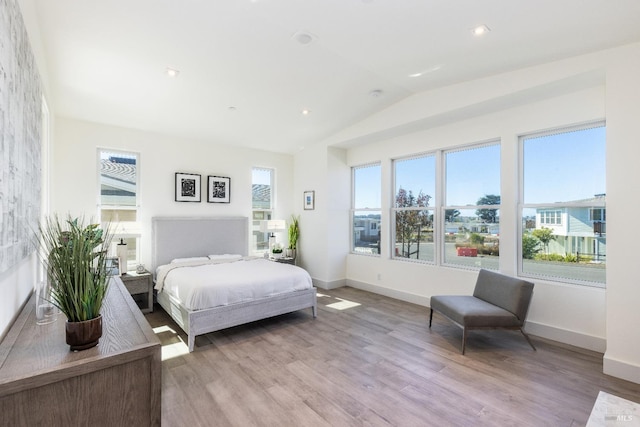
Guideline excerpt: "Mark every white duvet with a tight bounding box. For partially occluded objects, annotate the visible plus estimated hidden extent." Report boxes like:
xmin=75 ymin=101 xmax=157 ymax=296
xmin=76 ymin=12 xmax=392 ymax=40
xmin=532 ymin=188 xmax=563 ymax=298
xmin=155 ymin=257 xmax=313 ymax=311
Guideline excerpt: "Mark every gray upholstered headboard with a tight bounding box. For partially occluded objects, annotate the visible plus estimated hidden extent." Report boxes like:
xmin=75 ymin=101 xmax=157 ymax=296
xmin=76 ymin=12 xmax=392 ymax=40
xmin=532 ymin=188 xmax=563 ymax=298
xmin=152 ymin=216 xmax=249 ymax=272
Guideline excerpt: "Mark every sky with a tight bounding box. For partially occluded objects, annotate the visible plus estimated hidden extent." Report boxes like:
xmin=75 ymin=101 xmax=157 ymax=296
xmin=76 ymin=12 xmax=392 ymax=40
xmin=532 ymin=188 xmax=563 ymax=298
xmin=354 ymin=125 xmax=605 ymax=210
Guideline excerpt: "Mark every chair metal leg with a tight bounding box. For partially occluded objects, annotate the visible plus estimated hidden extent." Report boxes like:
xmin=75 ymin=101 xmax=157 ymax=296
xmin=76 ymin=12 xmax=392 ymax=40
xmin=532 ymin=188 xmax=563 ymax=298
xmin=520 ymin=328 xmax=537 ymax=351
xmin=462 ymin=327 xmax=467 ymax=355
xmin=429 ymin=309 xmax=433 ymax=328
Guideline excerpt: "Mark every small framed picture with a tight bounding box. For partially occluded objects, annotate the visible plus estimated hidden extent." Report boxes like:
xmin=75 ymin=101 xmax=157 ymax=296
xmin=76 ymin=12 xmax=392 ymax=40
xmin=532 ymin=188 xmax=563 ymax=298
xmin=106 ymin=257 xmax=120 ymax=276
xmin=175 ymin=172 xmax=201 ymax=202
xmin=304 ymin=190 xmax=315 ymax=210
xmin=207 ymin=176 xmax=231 ymax=203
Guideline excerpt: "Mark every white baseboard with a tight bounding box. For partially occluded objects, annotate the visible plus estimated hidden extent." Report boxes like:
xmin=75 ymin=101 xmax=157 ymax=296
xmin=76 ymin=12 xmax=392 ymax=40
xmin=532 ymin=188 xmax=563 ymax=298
xmin=346 ymin=279 xmax=607 ymax=354
xmin=346 ymin=279 xmax=431 ymax=307
xmin=603 ymin=354 xmax=640 ymax=384
xmin=312 ymin=278 xmax=346 ymax=290
xmin=524 ymin=321 xmax=606 ymax=353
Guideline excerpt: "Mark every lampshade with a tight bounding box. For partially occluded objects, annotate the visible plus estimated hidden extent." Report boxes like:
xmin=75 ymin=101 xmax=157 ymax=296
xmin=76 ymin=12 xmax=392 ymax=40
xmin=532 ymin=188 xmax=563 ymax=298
xmin=260 ymin=219 xmax=286 ymax=233
xmin=110 ymin=221 xmax=142 ymax=238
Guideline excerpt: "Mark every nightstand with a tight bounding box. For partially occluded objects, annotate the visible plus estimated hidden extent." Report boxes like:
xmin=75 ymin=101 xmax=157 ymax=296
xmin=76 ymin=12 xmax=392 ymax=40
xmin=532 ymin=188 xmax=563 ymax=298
xmin=271 ymin=257 xmax=295 ymax=265
xmin=120 ymin=271 xmax=153 ymax=313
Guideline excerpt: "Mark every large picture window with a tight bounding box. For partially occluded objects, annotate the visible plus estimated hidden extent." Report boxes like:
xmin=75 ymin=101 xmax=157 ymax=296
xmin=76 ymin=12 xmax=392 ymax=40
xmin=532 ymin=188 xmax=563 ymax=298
xmin=392 ymin=154 xmax=436 ymax=262
xmin=444 ymin=143 xmax=501 ymax=269
xmin=352 ymin=164 xmax=381 ymax=255
xmin=520 ymin=123 xmax=606 ymax=286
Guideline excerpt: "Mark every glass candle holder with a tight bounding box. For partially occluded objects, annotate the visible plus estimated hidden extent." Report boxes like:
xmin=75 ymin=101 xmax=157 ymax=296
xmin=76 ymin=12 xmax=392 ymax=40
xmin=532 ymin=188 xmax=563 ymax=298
xmin=35 ymin=280 xmax=58 ymax=325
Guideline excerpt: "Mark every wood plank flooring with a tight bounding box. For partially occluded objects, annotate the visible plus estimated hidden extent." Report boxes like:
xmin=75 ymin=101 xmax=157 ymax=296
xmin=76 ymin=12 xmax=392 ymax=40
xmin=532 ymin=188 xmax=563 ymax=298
xmin=145 ymin=287 xmax=640 ymax=426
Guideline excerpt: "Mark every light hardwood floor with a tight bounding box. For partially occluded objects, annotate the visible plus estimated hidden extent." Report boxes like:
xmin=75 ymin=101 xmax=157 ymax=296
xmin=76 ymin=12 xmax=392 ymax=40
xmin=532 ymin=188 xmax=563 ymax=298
xmin=145 ymin=287 xmax=640 ymax=426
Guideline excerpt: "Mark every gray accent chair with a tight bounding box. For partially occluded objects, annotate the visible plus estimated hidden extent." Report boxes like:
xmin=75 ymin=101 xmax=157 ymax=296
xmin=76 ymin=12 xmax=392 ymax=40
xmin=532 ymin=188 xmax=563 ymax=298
xmin=429 ymin=269 xmax=536 ymax=354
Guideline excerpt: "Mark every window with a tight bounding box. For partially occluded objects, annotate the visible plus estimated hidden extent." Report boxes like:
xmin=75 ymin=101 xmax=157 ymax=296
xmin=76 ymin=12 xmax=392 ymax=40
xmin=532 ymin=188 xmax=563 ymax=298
xmin=98 ymin=149 xmax=140 ymax=270
xmin=539 ymin=210 xmax=563 ymax=225
xmin=589 ymin=208 xmax=606 ymax=222
xmin=520 ymin=123 xmax=606 ymax=286
xmin=392 ymin=155 xmax=435 ymax=262
xmin=444 ymin=143 xmax=501 ymax=269
xmin=352 ymin=164 xmax=381 ymax=255
xmin=252 ymin=167 xmax=273 ymax=254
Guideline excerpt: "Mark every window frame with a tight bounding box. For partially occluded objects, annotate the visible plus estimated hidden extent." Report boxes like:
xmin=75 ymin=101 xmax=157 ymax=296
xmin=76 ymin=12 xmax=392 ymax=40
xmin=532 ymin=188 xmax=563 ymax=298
xmin=441 ymin=141 xmax=501 ymax=270
xmin=351 ymin=163 xmax=382 ymax=257
xmin=391 ymin=152 xmax=437 ymax=264
xmin=97 ymin=148 xmax=141 ymax=271
xmin=251 ymin=167 xmax=275 ymax=256
xmin=518 ymin=121 xmax=606 ymax=287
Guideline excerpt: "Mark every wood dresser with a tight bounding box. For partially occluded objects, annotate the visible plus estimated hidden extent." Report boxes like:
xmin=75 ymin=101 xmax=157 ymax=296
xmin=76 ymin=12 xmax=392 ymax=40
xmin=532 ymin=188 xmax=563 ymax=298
xmin=0 ymin=277 xmax=161 ymax=426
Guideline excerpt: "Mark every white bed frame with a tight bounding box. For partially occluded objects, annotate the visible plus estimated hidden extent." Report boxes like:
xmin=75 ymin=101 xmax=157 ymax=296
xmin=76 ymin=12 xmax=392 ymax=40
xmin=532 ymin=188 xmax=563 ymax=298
xmin=152 ymin=216 xmax=317 ymax=352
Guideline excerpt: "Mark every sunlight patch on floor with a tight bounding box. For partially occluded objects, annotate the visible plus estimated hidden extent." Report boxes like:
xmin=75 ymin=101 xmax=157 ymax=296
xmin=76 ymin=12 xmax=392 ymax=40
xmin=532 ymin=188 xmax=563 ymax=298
xmin=161 ymin=342 xmax=189 ymax=360
xmin=152 ymin=325 xmax=175 ymax=334
xmin=326 ymin=298 xmax=361 ymax=310
xmin=153 ymin=325 xmax=189 ymax=360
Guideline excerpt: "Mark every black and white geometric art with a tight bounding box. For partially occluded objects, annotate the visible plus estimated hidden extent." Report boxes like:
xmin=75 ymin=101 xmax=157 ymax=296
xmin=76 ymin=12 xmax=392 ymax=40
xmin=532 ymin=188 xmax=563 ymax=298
xmin=0 ymin=0 xmax=43 ymax=274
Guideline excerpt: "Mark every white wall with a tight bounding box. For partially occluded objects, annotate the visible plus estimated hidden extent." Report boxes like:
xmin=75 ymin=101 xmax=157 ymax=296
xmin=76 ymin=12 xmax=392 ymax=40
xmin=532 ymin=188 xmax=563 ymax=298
xmin=52 ymin=117 xmax=295 ymax=270
xmin=603 ymin=46 xmax=640 ymax=383
xmin=295 ymin=44 xmax=640 ymax=383
xmin=293 ymin=145 xmax=350 ymax=289
xmin=0 ymin=0 xmax=53 ymax=340
xmin=293 ymin=144 xmax=329 ymax=283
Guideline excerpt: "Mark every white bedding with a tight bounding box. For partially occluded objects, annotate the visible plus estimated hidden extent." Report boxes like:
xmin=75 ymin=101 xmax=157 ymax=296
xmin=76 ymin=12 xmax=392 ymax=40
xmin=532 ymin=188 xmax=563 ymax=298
xmin=155 ymin=257 xmax=313 ymax=311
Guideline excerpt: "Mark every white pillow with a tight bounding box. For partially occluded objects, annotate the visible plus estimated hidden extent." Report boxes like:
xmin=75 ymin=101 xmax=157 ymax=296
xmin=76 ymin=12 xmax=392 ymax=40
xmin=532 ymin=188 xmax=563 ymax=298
xmin=170 ymin=257 xmax=209 ymax=264
xmin=208 ymin=254 xmax=242 ymax=260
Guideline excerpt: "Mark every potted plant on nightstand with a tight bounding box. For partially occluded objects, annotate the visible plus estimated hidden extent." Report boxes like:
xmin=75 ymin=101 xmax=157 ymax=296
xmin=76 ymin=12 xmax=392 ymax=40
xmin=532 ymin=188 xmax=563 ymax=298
xmin=38 ymin=215 xmax=114 ymax=351
xmin=271 ymin=243 xmax=284 ymax=259
xmin=286 ymin=215 xmax=300 ymax=259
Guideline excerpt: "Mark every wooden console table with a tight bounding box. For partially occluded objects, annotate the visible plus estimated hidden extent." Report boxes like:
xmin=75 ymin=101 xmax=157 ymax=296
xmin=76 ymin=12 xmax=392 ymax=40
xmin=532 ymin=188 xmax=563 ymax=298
xmin=0 ymin=277 xmax=161 ymax=426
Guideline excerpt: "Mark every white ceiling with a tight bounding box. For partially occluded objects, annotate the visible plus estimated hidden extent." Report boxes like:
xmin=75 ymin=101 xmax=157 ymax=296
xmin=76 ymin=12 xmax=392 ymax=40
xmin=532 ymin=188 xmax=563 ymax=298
xmin=33 ymin=0 xmax=640 ymax=154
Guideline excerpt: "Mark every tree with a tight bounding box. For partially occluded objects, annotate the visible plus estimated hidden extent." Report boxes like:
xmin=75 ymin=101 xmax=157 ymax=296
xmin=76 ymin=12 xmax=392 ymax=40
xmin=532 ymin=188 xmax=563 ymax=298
xmin=476 ymin=194 xmax=500 ymax=223
xmin=395 ymin=188 xmax=431 ymax=259
xmin=445 ymin=209 xmax=461 ymax=222
xmin=532 ymin=227 xmax=555 ymax=254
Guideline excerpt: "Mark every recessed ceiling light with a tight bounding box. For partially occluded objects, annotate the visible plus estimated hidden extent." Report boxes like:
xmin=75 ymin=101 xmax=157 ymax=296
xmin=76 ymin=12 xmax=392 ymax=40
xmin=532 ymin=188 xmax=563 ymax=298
xmin=166 ymin=67 xmax=180 ymax=77
xmin=301 ymin=109 xmax=311 ymax=115
xmin=408 ymin=65 xmax=442 ymax=78
xmin=369 ymin=89 xmax=383 ymax=98
xmin=292 ymin=31 xmax=317 ymax=45
xmin=228 ymin=106 xmax=237 ymax=112
xmin=472 ymin=25 xmax=491 ymax=36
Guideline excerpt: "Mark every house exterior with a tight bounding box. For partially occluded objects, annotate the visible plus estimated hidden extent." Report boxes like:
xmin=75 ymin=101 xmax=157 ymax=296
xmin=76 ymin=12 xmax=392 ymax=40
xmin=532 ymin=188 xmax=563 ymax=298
xmin=535 ymin=195 xmax=606 ymax=261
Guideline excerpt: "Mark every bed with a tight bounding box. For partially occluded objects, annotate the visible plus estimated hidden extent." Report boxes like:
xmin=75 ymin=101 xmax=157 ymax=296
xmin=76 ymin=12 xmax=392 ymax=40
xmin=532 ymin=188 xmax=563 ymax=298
xmin=152 ymin=216 xmax=317 ymax=352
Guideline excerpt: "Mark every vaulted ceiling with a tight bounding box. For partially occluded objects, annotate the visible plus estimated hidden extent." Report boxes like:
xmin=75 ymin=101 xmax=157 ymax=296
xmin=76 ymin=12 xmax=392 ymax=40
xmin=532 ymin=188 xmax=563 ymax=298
xmin=32 ymin=0 xmax=640 ymax=153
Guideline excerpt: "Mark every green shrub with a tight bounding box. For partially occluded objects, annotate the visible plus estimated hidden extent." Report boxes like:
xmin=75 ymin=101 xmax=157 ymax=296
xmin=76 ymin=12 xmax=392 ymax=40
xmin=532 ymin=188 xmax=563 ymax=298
xmin=534 ymin=253 xmax=566 ymax=262
xmin=469 ymin=233 xmax=485 ymax=245
xmin=522 ymin=234 xmax=540 ymax=259
xmin=564 ymin=253 xmax=578 ymax=263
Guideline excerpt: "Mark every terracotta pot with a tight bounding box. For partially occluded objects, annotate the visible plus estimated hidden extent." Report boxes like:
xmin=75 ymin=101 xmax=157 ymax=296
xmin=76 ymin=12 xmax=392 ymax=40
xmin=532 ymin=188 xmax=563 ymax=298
xmin=65 ymin=315 xmax=102 ymax=351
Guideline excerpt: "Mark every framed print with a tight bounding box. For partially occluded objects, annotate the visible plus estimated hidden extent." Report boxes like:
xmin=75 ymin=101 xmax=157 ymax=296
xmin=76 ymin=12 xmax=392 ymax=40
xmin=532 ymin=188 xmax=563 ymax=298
xmin=175 ymin=172 xmax=201 ymax=202
xmin=207 ymin=176 xmax=231 ymax=203
xmin=303 ymin=190 xmax=315 ymax=210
